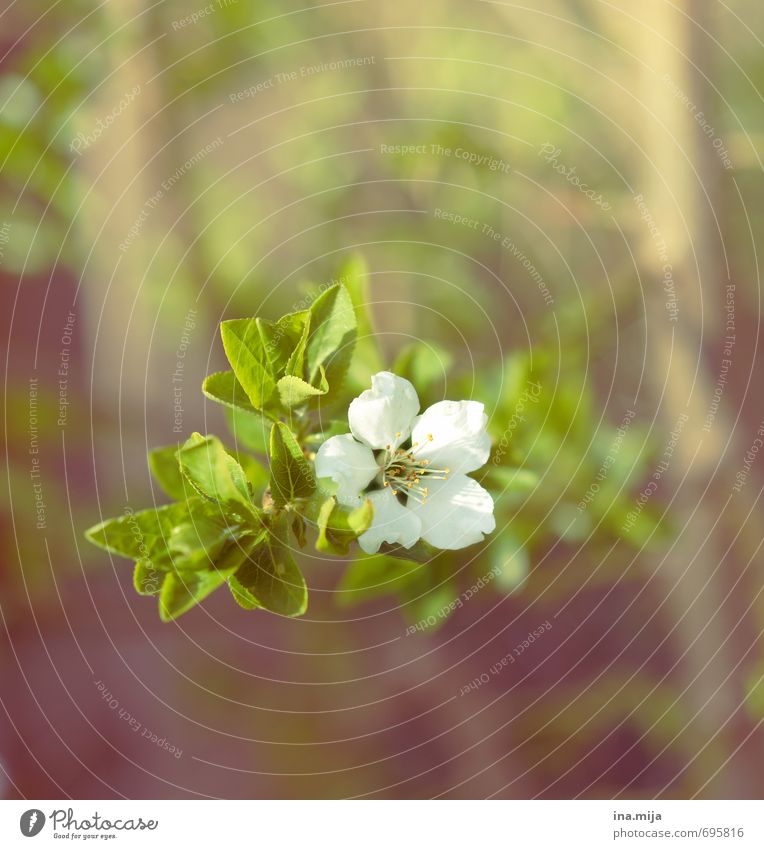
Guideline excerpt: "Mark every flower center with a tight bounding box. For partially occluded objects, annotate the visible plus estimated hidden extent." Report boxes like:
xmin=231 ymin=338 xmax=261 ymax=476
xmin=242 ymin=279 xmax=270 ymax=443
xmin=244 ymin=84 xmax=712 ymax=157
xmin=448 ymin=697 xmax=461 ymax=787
xmin=379 ymin=434 xmax=449 ymax=503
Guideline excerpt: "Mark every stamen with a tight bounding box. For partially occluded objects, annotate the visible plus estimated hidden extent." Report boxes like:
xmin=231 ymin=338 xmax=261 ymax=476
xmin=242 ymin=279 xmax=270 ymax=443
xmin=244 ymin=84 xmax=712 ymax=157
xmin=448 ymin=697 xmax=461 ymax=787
xmin=403 ymin=487 xmax=427 ymax=505
xmin=382 ymin=444 xmax=450 ymax=499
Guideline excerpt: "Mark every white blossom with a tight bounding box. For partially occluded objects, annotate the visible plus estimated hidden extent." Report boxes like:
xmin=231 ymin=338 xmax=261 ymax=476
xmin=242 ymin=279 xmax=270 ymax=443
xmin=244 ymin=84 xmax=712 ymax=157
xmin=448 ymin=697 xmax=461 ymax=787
xmin=315 ymin=372 xmax=495 ymax=553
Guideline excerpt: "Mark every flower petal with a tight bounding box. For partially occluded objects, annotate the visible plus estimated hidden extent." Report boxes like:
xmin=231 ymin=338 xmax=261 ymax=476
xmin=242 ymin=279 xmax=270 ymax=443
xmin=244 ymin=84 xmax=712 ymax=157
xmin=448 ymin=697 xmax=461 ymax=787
xmin=411 ymin=400 xmax=491 ymax=475
xmin=358 ymin=488 xmax=422 ymax=554
xmin=314 ymin=434 xmax=379 ymax=507
xmin=349 ymin=371 xmax=420 ymax=450
xmin=408 ymin=474 xmax=495 ymax=550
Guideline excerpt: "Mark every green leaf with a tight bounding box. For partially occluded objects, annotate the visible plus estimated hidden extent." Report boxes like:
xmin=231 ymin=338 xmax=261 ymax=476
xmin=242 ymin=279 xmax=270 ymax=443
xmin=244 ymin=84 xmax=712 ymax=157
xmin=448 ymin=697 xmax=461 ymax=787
xmin=148 ymin=444 xmax=186 ymax=500
xmin=177 ymin=433 xmax=255 ymax=516
xmin=305 ymin=283 xmax=357 ymax=391
xmin=303 ymin=419 xmax=349 ymax=447
xmin=157 ymin=538 xmax=252 ymax=621
xmin=256 ymin=310 xmax=310 ymax=377
xmin=168 ymin=514 xmax=231 ymax=563
xmin=159 ymin=568 xmax=232 ymax=622
xmin=316 ymin=496 xmax=374 ymax=556
xmin=232 ymin=452 xmax=270 ymax=493
xmin=85 ymin=500 xmax=205 ymax=565
xmin=268 ymin=422 xmax=316 ymax=508
xmin=276 ymin=369 xmax=328 ymax=408
xmin=220 ymin=318 xmax=278 ymax=413
xmin=134 ymin=560 xmax=164 ymax=596
xmin=291 ymin=513 xmax=307 ymax=548
xmin=85 ymin=498 xmax=252 ymax=576
xmin=229 ymin=529 xmax=308 ymax=617
xmin=225 ymin=405 xmax=269 ymax=453
xmin=202 ymin=370 xmax=259 ymax=415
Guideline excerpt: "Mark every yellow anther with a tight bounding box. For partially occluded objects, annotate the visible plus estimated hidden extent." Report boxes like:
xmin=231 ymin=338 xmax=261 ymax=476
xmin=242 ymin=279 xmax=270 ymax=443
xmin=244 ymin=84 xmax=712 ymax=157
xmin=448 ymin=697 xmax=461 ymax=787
xmin=427 ymin=433 xmax=433 ymax=441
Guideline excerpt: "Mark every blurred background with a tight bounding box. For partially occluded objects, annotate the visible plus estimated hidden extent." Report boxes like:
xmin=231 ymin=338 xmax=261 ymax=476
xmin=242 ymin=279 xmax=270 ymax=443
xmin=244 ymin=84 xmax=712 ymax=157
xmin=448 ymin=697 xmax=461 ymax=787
xmin=2 ymin=0 xmax=764 ymax=798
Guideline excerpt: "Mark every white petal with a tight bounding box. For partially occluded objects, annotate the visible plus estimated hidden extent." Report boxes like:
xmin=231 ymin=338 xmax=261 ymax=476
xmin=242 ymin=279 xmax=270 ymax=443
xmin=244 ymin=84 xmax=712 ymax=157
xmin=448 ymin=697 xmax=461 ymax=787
xmin=314 ymin=434 xmax=379 ymax=507
xmin=409 ymin=474 xmax=495 ymax=550
xmin=348 ymin=371 xmax=420 ymax=450
xmin=411 ymin=400 xmax=491 ymax=475
xmin=358 ymin=488 xmax=422 ymax=554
